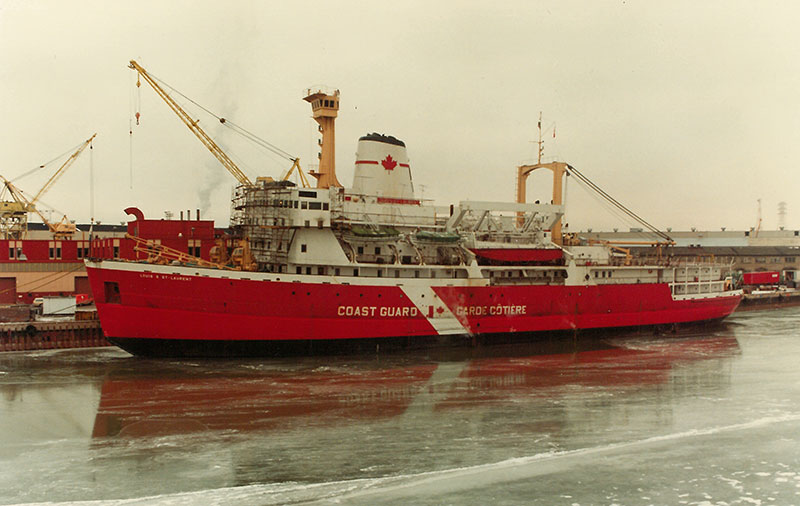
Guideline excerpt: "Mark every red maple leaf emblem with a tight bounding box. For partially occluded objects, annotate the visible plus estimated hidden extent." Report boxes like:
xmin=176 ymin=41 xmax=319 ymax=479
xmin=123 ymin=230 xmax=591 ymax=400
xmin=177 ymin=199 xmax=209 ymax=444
xmin=381 ymin=155 xmax=397 ymax=171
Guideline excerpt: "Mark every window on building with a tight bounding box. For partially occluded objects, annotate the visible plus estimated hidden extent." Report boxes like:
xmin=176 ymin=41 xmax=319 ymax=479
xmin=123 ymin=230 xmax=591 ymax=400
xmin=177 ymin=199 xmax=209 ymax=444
xmin=301 ymin=244 xmax=307 ymax=253
xmin=375 ymin=247 xmax=381 ymax=255
xmin=357 ymin=246 xmax=364 ymax=254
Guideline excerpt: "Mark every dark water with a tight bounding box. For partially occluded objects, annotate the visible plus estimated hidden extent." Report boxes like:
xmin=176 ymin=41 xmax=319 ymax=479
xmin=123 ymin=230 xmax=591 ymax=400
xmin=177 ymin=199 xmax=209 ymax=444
xmin=1 ymin=308 xmax=800 ymax=505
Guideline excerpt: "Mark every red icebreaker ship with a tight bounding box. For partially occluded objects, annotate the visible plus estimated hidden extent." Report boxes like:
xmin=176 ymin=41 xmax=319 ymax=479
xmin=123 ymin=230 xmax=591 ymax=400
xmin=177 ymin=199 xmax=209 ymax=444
xmin=86 ymin=79 xmax=741 ymax=357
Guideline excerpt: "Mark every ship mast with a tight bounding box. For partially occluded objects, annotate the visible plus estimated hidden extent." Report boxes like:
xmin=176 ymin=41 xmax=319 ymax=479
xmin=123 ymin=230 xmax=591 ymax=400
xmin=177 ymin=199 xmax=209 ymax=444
xmin=516 ymin=113 xmax=566 ymax=245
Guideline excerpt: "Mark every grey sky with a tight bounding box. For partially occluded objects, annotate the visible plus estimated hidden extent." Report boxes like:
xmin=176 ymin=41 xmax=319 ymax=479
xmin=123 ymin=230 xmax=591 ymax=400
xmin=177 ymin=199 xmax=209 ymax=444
xmin=1 ymin=0 xmax=797 ymax=232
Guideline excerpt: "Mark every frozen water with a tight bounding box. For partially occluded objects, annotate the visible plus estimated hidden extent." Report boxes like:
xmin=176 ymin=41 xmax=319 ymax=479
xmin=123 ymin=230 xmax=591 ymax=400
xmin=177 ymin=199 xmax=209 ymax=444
xmin=1 ymin=307 xmax=800 ymax=505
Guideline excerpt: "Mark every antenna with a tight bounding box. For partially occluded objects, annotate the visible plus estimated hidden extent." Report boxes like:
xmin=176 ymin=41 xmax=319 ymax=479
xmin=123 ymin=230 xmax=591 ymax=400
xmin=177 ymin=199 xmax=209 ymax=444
xmin=755 ymin=199 xmax=762 ymax=237
xmin=536 ymin=111 xmax=544 ymax=164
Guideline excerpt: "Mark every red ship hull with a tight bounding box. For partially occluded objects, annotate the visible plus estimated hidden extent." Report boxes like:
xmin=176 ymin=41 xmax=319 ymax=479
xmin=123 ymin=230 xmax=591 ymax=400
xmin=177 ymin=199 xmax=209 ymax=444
xmin=86 ymin=261 xmax=741 ymax=357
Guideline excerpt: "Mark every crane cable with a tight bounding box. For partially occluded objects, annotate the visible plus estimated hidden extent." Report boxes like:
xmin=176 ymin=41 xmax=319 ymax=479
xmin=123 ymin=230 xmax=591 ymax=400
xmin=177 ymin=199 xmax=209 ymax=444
xmin=140 ymin=69 xmax=298 ymax=163
xmin=565 ymin=164 xmax=673 ymax=243
xmin=129 ymin=70 xmax=140 ymax=190
xmin=10 ymin=140 xmax=90 ymax=184
xmin=89 ymin=138 xmax=94 ymax=230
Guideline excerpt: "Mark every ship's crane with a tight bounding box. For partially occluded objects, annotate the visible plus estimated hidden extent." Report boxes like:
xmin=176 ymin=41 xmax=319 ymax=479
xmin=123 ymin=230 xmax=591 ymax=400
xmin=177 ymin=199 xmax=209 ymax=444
xmin=281 ymin=158 xmax=312 ymax=188
xmin=0 ymin=134 xmax=96 ymax=240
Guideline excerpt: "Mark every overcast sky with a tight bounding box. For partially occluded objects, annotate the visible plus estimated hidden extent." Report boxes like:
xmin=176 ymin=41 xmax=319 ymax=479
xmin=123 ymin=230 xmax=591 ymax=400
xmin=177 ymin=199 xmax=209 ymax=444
xmin=1 ymin=0 xmax=798 ymax=232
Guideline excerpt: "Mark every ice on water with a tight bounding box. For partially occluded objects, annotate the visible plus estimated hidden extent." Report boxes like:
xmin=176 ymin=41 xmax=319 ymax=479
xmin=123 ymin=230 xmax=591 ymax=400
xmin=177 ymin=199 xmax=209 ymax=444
xmin=2 ymin=308 xmax=800 ymax=505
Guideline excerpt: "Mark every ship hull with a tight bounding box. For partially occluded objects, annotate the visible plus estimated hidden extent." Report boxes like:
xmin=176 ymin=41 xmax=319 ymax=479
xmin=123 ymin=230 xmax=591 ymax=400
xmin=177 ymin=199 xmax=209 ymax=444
xmin=87 ymin=260 xmax=742 ymax=357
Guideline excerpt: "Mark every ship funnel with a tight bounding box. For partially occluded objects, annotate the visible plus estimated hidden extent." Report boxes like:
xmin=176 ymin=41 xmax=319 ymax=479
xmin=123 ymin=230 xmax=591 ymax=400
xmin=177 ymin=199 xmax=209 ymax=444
xmin=352 ymin=133 xmax=415 ymax=201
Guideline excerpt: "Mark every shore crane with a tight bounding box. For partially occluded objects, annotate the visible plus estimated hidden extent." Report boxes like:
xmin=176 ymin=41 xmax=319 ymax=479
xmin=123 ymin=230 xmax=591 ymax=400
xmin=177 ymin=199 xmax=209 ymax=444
xmin=0 ymin=134 xmax=96 ymax=239
xmin=130 ymin=60 xmax=310 ymax=189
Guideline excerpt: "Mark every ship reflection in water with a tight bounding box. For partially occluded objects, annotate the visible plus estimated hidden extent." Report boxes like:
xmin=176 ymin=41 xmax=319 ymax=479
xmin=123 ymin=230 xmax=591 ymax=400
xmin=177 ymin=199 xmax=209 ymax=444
xmin=85 ymin=333 xmax=741 ymax=492
xmin=5 ymin=311 xmax=800 ymax=504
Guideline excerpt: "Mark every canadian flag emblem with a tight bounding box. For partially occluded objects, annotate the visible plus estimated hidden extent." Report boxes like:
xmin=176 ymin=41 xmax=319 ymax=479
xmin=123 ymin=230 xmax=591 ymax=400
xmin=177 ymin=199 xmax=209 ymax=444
xmin=381 ymin=155 xmax=397 ymax=171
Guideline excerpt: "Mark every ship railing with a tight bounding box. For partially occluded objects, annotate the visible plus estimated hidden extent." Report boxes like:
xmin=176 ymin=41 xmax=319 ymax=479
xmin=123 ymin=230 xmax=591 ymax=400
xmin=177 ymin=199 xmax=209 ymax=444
xmin=608 ymin=256 xmax=672 ymax=267
xmin=615 ymin=256 xmax=730 ymax=269
xmin=670 ymin=280 xmax=727 ymax=296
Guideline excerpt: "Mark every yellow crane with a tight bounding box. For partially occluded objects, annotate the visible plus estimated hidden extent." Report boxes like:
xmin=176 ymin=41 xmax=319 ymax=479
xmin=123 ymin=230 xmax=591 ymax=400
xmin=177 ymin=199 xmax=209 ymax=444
xmin=0 ymin=134 xmax=96 ymax=239
xmin=30 ymin=134 xmax=96 ymax=208
xmin=281 ymin=158 xmax=312 ymax=188
xmin=129 ymin=60 xmax=256 ymax=188
xmin=129 ymin=60 xmax=313 ymax=189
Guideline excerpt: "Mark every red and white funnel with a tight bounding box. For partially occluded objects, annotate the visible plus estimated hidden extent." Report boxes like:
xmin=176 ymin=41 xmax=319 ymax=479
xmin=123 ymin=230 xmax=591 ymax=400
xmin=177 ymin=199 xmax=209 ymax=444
xmin=352 ymin=133 xmax=415 ymax=201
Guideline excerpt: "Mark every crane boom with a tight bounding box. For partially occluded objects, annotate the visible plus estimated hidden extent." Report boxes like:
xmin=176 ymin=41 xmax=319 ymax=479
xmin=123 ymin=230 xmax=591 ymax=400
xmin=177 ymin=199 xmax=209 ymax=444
xmin=0 ymin=176 xmax=57 ymax=236
xmin=129 ymin=60 xmax=255 ymax=187
xmin=31 ymin=133 xmax=96 ymax=206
